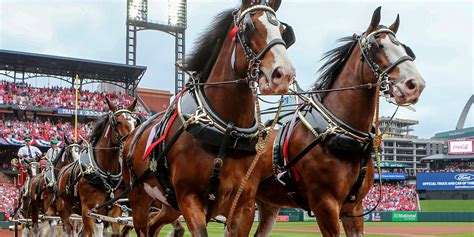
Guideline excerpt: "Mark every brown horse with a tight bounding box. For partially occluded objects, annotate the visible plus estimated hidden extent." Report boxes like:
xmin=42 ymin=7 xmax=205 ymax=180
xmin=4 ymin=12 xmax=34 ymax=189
xmin=27 ymin=138 xmax=82 ymax=237
xmin=254 ymin=7 xmax=425 ymax=237
xmin=56 ymin=98 xmax=138 ymax=237
xmin=122 ymin=0 xmax=295 ymax=236
xmin=16 ymin=160 xmax=43 ymax=237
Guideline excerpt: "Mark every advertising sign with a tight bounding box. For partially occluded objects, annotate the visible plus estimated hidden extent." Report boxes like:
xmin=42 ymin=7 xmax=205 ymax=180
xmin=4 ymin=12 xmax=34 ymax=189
xmin=374 ymin=173 xmax=407 ymax=180
xmin=57 ymin=108 xmax=106 ymax=117
xmin=392 ymin=212 xmax=418 ymax=222
xmin=275 ymin=216 xmax=289 ymax=222
xmin=417 ymin=172 xmax=474 ymax=190
xmin=448 ymin=139 xmax=474 ymax=154
xmin=371 ymin=212 xmax=382 ymax=222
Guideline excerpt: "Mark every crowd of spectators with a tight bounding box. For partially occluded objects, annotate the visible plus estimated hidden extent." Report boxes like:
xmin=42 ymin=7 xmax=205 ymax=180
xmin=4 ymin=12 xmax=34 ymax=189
xmin=0 ymin=183 xmax=18 ymax=218
xmin=419 ymin=162 xmax=474 ymax=173
xmin=381 ymin=168 xmax=406 ymax=173
xmin=0 ymin=116 xmax=90 ymax=142
xmin=0 ymin=81 xmax=148 ymax=114
xmin=363 ymin=181 xmax=418 ymax=211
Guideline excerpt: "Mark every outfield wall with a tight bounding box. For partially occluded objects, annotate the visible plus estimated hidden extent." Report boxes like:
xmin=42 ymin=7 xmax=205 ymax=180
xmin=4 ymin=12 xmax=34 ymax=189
xmin=298 ymin=211 xmax=474 ymax=222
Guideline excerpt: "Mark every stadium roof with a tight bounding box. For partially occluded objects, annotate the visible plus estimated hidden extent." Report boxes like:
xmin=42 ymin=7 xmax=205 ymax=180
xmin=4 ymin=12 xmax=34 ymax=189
xmin=421 ymin=153 xmax=474 ymax=162
xmin=432 ymin=127 xmax=474 ymax=139
xmin=0 ymin=49 xmax=146 ymax=92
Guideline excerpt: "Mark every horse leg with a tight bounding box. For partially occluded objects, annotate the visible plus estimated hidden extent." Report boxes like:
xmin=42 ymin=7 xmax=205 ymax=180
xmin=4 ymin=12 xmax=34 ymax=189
xmin=147 ymin=205 xmax=182 ymax=237
xmin=179 ymin=195 xmax=207 ymax=237
xmin=81 ymin=200 xmax=103 ymax=237
xmin=254 ymin=200 xmax=280 ymax=237
xmin=107 ymin=205 xmax=122 ymax=237
xmin=341 ymin=203 xmax=364 ymax=237
xmin=167 ymin=219 xmax=185 ymax=237
xmin=21 ymin=224 xmax=30 ymax=237
xmin=57 ymin=199 xmax=74 ymax=237
xmin=129 ymin=187 xmax=153 ymax=236
xmin=45 ymin=207 xmax=58 ymax=237
xmin=121 ymin=226 xmax=132 ymax=237
xmin=31 ymin=203 xmax=39 ymax=237
xmin=310 ymin=197 xmax=341 ymax=237
xmin=224 ymin=198 xmax=255 ymax=237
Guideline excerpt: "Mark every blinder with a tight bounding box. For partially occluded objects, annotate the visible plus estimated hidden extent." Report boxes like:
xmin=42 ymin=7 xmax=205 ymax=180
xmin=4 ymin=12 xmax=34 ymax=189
xmin=402 ymin=44 xmax=416 ymax=60
xmin=243 ymin=13 xmax=256 ymax=41
xmin=237 ymin=7 xmax=295 ymax=50
xmin=281 ymin=22 xmax=296 ymax=48
xmin=367 ymin=34 xmax=380 ymax=50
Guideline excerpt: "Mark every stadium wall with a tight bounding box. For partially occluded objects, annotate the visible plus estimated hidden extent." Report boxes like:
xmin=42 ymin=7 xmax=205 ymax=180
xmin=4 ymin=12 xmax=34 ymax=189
xmin=303 ymin=211 xmax=474 ymax=222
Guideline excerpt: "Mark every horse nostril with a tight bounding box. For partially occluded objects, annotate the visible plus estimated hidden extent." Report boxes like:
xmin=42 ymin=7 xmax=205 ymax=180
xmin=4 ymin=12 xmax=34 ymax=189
xmin=405 ymin=79 xmax=417 ymax=90
xmin=272 ymin=67 xmax=284 ymax=80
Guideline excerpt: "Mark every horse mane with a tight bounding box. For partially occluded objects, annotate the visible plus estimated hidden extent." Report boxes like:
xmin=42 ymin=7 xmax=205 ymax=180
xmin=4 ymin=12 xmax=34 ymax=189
xmin=314 ymin=36 xmax=357 ymax=96
xmin=184 ymin=8 xmax=236 ymax=82
xmin=89 ymin=114 xmax=108 ymax=144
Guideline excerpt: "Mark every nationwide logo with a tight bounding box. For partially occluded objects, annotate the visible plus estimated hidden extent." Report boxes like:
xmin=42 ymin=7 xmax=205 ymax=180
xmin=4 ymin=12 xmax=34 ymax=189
xmin=454 ymin=173 xmax=474 ymax=181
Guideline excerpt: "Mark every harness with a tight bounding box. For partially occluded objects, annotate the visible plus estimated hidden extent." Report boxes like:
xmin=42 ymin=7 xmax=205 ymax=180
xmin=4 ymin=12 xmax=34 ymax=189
xmin=110 ymin=2 xmax=295 ymax=222
xmin=268 ymin=28 xmax=416 ymax=215
xmin=66 ymin=109 xmax=134 ymax=203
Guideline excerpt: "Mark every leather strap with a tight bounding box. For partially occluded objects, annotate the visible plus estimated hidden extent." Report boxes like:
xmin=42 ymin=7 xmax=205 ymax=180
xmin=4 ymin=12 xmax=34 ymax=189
xmin=205 ymin=123 xmax=234 ymax=222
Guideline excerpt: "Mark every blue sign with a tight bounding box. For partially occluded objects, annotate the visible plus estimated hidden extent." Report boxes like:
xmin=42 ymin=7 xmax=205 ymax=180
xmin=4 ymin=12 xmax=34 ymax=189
xmin=416 ymin=172 xmax=474 ymax=190
xmin=57 ymin=108 xmax=106 ymax=117
xmin=374 ymin=173 xmax=407 ymax=180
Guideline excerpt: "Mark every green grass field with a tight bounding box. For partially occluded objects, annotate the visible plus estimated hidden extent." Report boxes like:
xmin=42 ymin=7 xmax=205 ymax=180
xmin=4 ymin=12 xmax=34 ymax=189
xmin=148 ymin=221 xmax=474 ymax=237
xmin=421 ymin=200 xmax=474 ymax=212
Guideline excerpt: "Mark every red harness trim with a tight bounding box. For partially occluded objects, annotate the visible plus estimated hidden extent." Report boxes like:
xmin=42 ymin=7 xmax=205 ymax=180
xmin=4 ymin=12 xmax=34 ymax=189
xmin=229 ymin=26 xmax=238 ymax=42
xmin=143 ymin=88 xmax=187 ymax=160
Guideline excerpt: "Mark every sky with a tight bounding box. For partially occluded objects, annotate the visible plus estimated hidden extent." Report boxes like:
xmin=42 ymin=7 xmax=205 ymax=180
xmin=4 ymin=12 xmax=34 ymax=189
xmin=0 ymin=0 xmax=473 ymax=139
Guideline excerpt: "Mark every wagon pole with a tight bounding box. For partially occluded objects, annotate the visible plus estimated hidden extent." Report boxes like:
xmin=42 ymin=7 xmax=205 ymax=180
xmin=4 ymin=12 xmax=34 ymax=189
xmin=74 ymin=74 xmax=79 ymax=142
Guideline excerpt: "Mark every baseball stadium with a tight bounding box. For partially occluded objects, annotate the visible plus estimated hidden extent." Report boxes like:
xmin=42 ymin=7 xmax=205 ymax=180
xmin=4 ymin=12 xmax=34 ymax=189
xmin=0 ymin=0 xmax=472 ymax=236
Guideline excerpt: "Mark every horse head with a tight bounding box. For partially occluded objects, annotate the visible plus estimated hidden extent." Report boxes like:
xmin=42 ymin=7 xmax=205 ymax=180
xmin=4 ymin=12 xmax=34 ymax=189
xmin=103 ymin=96 xmax=139 ymax=145
xmin=361 ymin=7 xmax=425 ymax=105
xmin=233 ymin=0 xmax=295 ymax=94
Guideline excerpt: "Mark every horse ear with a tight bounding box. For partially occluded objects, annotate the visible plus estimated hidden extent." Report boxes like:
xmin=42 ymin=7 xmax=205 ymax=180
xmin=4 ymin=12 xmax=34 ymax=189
xmin=105 ymin=96 xmax=117 ymax=112
xmin=366 ymin=6 xmax=382 ymax=34
xmin=389 ymin=14 xmax=400 ymax=34
xmin=241 ymin=0 xmax=252 ymax=7
xmin=127 ymin=98 xmax=138 ymax=112
xmin=64 ymin=135 xmax=70 ymax=145
xmin=268 ymin=0 xmax=282 ymax=11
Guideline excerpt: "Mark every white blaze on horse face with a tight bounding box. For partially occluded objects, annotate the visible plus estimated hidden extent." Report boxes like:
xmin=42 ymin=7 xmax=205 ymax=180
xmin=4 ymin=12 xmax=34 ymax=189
xmin=380 ymin=36 xmax=426 ymax=104
xmin=71 ymin=146 xmax=81 ymax=161
xmin=257 ymin=13 xmax=294 ymax=94
xmin=122 ymin=113 xmax=136 ymax=131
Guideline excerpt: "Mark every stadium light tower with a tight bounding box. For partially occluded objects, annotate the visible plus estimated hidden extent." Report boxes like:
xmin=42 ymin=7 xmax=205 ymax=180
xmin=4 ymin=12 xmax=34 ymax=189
xmin=126 ymin=0 xmax=187 ymax=94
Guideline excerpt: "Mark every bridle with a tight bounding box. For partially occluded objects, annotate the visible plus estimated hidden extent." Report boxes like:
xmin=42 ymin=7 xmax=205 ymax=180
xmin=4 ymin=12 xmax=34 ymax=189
xmin=358 ymin=28 xmax=416 ymax=101
xmin=231 ymin=4 xmax=293 ymax=87
xmin=52 ymin=143 xmax=83 ymax=168
xmin=106 ymin=109 xmax=136 ymax=145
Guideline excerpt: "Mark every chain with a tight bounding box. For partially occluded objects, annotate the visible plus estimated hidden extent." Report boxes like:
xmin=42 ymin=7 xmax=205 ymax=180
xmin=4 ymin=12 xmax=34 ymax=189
xmin=226 ymin=94 xmax=284 ymax=228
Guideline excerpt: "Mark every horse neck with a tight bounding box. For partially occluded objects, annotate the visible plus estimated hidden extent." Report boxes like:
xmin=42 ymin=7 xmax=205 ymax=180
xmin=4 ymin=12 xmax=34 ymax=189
xmin=203 ymin=38 xmax=255 ymax=128
xmin=53 ymin=157 xmax=71 ymax=177
xmin=93 ymin=130 xmax=120 ymax=174
xmin=323 ymin=46 xmax=377 ymax=132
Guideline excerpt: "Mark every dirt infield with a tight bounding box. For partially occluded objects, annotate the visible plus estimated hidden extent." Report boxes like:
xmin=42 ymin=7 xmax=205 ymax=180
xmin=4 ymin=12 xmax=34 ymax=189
xmin=273 ymin=224 xmax=474 ymax=237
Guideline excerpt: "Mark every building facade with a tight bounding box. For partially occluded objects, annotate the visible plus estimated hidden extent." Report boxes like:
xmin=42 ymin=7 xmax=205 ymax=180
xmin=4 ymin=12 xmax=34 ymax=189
xmin=379 ymin=117 xmax=445 ymax=175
